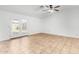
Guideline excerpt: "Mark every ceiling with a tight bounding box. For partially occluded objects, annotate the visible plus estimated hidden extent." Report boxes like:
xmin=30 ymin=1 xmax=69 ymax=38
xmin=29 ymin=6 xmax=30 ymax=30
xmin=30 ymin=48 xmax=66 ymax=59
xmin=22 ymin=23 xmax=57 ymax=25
xmin=0 ymin=5 xmax=65 ymax=19
xmin=0 ymin=5 xmax=43 ymax=18
xmin=0 ymin=5 xmax=79 ymax=19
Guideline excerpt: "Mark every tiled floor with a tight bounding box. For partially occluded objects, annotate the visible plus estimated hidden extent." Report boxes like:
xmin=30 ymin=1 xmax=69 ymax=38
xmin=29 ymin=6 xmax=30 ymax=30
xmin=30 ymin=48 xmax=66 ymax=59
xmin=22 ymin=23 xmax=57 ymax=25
xmin=0 ymin=33 xmax=79 ymax=54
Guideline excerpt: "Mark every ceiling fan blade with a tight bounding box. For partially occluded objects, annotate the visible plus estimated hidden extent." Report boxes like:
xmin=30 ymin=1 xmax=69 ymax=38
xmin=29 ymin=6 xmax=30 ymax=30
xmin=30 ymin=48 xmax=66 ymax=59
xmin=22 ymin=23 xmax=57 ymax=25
xmin=54 ymin=5 xmax=60 ymax=8
xmin=40 ymin=5 xmax=44 ymax=8
xmin=35 ymin=5 xmax=45 ymax=11
xmin=45 ymin=5 xmax=49 ymax=8
xmin=54 ymin=9 xmax=59 ymax=11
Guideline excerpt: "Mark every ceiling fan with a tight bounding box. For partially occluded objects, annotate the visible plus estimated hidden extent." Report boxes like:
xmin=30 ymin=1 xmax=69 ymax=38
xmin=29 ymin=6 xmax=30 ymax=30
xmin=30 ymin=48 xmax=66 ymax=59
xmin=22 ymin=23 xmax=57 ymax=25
xmin=40 ymin=5 xmax=60 ymax=13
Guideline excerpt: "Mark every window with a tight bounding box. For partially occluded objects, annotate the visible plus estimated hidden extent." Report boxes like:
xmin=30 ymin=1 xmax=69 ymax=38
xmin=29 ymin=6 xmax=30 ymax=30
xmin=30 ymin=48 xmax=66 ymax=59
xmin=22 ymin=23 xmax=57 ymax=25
xmin=11 ymin=19 xmax=27 ymax=32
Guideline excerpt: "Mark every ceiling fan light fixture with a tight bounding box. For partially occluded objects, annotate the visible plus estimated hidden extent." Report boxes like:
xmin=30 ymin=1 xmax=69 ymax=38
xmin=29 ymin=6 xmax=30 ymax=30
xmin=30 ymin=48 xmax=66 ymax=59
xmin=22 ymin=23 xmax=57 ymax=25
xmin=48 ymin=9 xmax=54 ymax=13
xmin=40 ymin=5 xmax=60 ymax=13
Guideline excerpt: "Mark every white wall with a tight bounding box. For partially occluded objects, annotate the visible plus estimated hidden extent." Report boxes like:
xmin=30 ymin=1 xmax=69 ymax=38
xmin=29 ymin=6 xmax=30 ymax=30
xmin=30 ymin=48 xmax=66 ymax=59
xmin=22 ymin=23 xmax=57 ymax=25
xmin=1 ymin=5 xmax=79 ymax=41
xmin=0 ymin=10 xmax=10 ymax=41
xmin=0 ymin=10 xmax=41 ymax=41
xmin=27 ymin=17 xmax=41 ymax=35
xmin=41 ymin=6 xmax=79 ymax=38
